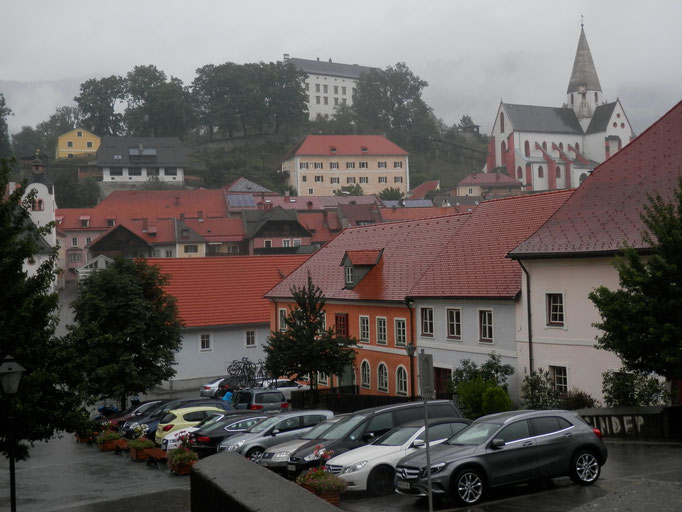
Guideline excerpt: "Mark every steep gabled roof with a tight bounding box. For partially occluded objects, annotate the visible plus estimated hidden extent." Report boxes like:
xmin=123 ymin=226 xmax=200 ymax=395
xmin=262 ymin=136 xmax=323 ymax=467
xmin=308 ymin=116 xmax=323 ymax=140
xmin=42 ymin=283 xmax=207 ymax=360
xmin=265 ymin=214 xmax=470 ymax=302
xmin=338 ymin=203 xmax=382 ymax=226
xmin=183 ymin=217 xmax=245 ymax=242
xmin=294 ymin=135 xmax=408 ymax=156
xmin=585 ymin=102 xmax=617 ymax=134
xmin=243 ymin=207 xmax=309 ymax=239
xmin=287 ymin=57 xmax=376 ymax=79
xmin=224 ymin=177 xmax=274 ymax=194
xmin=151 ymin=255 xmax=310 ymax=327
xmin=510 ymin=101 xmax=682 ymax=259
xmin=410 ymin=190 xmax=573 ymax=299
xmin=503 ymin=103 xmax=583 ymax=134
xmin=567 ymin=27 xmax=602 ymax=94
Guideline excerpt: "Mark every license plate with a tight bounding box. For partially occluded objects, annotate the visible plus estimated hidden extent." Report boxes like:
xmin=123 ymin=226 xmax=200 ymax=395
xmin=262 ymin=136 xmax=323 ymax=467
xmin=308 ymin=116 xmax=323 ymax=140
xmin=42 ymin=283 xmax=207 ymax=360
xmin=287 ymin=464 xmax=296 ymax=472
xmin=396 ymin=480 xmax=411 ymax=490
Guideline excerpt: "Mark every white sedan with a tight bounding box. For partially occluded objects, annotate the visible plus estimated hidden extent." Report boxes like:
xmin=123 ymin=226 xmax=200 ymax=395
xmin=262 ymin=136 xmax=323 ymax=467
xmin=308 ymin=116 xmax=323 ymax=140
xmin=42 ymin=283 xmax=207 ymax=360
xmin=325 ymin=418 xmax=470 ymax=496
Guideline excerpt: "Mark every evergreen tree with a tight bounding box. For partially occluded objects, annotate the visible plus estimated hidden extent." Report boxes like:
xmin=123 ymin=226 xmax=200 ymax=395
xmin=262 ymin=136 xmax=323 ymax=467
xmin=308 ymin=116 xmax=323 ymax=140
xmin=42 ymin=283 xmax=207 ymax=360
xmin=265 ymin=274 xmax=357 ymax=392
xmin=68 ymin=257 xmax=183 ymax=409
xmin=589 ymin=179 xmax=682 ymax=402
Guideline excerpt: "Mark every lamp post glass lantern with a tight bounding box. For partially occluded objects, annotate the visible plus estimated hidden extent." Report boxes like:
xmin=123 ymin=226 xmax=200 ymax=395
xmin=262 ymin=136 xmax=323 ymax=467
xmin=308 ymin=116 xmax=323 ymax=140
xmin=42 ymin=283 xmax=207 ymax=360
xmin=1 ymin=355 xmax=25 ymax=512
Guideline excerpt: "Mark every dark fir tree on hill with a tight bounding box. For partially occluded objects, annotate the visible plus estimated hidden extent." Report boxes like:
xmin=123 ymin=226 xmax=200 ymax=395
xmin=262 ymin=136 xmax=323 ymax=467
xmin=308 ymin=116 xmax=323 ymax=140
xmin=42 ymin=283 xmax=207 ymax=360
xmin=68 ymin=257 xmax=183 ymax=410
xmin=265 ymin=274 xmax=357 ymax=397
xmin=0 ymin=158 xmax=84 ymax=460
xmin=590 ymin=179 xmax=682 ymax=404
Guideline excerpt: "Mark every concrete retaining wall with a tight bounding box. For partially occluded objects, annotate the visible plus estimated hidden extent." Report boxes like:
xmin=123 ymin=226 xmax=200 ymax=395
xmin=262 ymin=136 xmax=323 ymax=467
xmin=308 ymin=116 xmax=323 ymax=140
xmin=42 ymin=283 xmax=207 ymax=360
xmin=190 ymin=451 xmax=339 ymax=512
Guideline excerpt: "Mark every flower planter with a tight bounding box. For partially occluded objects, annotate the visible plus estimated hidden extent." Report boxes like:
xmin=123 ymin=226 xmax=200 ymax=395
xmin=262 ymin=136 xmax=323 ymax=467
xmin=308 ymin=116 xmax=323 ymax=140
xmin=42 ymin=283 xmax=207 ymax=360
xmin=168 ymin=460 xmax=196 ymax=475
xmin=300 ymin=484 xmax=341 ymax=506
xmin=98 ymin=439 xmax=117 ymax=452
xmin=129 ymin=447 xmax=150 ymax=462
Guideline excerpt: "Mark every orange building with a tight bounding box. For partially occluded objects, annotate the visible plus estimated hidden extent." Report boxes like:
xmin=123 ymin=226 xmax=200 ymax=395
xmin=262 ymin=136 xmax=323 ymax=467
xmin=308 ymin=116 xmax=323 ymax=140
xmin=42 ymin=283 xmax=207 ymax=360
xmin=266 ymin=214 xmax=470 ymax=397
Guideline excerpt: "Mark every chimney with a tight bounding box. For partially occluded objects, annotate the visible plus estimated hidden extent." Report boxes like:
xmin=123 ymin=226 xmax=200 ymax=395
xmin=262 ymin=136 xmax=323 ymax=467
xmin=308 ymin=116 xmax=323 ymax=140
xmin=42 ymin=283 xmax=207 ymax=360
xmin=142 ymin=217 xmax=148 ymax=232
xmin=174 ymin=196 xmax=180 ymax=206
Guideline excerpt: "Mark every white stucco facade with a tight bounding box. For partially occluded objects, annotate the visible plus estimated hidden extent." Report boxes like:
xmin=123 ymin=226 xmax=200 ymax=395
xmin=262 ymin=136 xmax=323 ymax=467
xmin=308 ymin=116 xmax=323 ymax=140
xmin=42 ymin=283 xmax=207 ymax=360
xmin=515 ymin=257 xmax=623 ymax=402
xmin=413 ymin=297 xmax=520 ymax=404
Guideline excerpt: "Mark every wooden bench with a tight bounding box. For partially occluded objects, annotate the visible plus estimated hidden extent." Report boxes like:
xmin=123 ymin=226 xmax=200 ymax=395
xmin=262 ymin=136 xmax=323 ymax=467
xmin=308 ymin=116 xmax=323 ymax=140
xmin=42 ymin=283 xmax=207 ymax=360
xmin=113 ymin=439 xmax=128 ymax=455
xmin=145 ymin=447 xmax=168 ymax=468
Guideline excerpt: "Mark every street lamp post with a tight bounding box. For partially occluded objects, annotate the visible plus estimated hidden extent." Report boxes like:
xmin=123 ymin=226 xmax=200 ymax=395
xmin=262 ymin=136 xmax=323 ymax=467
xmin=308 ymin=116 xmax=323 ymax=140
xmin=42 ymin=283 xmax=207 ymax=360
xmin=0 ymin=355 xmax=26 ymax=512
xmin=404 ymin=342 xmax=416 ymax=399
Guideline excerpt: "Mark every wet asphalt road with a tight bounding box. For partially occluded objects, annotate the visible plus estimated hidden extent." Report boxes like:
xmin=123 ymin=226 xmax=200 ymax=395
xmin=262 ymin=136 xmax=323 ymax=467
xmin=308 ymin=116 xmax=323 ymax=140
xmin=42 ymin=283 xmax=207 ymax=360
xmin=2 ymin=436 xmax=682 ymax=512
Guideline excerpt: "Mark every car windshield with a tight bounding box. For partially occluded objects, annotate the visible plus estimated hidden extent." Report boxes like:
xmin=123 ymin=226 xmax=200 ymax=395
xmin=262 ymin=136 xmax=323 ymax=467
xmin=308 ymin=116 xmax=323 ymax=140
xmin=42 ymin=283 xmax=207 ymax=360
xmin=320 ymin=415 xmax=366 ymax=440
xmin=196 ymin=413 xmax=224 ymax=428
xmin=134 ymin=402 xmax=159 ymax=415
xmin=248 ymin=415 xmax=281 ymax=433
xmin=374 ymin=426 xmax=420 ymax=446
xmin=447 ymin=422 xmax=501 ymax=446
xmin=301 ymin=419 xmax=338 ymax=440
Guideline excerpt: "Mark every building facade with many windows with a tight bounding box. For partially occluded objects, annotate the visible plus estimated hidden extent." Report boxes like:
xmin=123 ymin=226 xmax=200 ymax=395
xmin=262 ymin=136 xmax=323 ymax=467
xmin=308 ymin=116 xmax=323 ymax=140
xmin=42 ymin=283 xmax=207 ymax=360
xmin=281 ymin=135 xmax=409 ymax=196
xmin=284 ymin=55 xmax=377 ymax=120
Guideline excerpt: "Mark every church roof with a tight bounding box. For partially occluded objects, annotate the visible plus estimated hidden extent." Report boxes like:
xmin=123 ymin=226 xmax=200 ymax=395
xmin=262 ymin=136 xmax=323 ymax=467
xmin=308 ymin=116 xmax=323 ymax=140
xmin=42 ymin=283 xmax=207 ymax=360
xmin=585 ymin=102 xmax=617 ymax=134
xmin=567 ymin=27 xmax=602 ymax=94
xmin=503 ymin=103 xmax=583 ymax=134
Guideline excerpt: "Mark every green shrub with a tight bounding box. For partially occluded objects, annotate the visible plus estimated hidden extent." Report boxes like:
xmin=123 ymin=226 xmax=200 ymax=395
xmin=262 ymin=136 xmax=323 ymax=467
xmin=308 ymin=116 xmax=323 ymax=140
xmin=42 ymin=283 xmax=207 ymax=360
xmin=602 ymin=370 xmax=669 ymax=407
xmin=481 ymin=386 xmax=513 ymax=415
xmin=456 ymin=377 xmax=495 ymax=418
xmin=521 ymin=369 xmax=561 ymax=409
xmin=560 ymin=388 xmax=598 ymax=409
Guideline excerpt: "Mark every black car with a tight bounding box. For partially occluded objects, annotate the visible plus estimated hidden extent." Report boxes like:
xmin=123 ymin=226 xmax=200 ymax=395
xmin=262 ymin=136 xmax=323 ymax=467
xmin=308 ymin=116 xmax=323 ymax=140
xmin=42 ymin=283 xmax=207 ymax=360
xmin=190 ymin=412 xmax=268 ymax=458
xmin=101 ymin=399 xmax=167 ymax=428
xmin=119 ymin=397 xmax=233 ymax=439
xmin=287 ymin=400 xmax=462 ymax=478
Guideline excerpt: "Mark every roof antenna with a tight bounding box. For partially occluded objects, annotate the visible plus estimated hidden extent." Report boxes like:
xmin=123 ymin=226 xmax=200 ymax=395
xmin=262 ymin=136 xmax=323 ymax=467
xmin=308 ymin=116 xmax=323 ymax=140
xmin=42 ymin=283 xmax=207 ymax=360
xmin=580 ymin=14 xmax=584 ymax=28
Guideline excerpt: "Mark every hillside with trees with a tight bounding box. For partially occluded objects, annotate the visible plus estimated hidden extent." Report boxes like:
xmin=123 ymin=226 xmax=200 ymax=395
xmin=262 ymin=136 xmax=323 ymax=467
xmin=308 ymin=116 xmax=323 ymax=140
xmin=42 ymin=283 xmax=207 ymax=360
xmin=5 ymin=60 xmax=488 ymax=195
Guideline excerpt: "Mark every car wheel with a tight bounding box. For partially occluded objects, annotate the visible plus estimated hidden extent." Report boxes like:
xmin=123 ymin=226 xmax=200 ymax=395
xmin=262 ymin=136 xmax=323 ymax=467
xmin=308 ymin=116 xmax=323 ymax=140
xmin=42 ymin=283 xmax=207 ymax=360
xmin=570 ymin=450 xmax=600 ymax=485
xmin=451 ymin=468 xmax=485 ymax=506
xmin=367 ymin=465 xmax=395 ymax=496
xmin=246 ymin=447 xmax=263 ymax=462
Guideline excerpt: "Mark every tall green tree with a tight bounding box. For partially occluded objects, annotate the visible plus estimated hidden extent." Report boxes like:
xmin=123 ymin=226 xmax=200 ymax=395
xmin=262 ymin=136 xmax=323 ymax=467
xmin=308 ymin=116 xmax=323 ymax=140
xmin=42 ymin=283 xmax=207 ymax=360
xmin=589 ymin=180 xmax=682 ymax=402
xmin=11 ymin=126 xmax=46 ymax=157
xmin=68 ymin=257 xmax=183 ymax=409
xmin=379 ymin=187 xmax=404 ymax=200
xmin=333 ymin=184 xmax=364 ymax=196
xmin=0 ymin=158 xmax=84 ymax=459
xmin=265 ymin=275 xmax=357 ymax=392
xmin=74 ymin=75 xmax=127 ymax=135
xmin=0 ymin=93 xmax=12 ymax=159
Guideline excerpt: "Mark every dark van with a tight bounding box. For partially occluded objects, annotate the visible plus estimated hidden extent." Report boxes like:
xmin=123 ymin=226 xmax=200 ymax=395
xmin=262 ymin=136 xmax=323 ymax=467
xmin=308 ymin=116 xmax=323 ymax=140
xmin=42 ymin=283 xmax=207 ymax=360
xmin=287 ymin=400 xmax=462 ymax=477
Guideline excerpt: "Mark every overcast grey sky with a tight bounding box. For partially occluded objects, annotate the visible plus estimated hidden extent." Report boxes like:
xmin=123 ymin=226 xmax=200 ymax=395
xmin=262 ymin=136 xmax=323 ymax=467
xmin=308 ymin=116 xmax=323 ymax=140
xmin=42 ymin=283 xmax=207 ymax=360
xmin=2 ymin=0 xmax=680 ymax=136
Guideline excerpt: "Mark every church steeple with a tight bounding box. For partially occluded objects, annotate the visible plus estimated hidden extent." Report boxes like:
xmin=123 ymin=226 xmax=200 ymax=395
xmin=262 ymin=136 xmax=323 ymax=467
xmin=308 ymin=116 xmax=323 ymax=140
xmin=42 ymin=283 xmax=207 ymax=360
xmin=567 ymin=24 xmax=602 ymax=128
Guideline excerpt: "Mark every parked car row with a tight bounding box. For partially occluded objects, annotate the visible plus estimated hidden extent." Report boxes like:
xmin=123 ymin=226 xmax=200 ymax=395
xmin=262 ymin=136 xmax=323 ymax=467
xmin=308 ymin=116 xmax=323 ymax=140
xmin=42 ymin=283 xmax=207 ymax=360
xmin=199 ymin=376 xmax=309 ymax=401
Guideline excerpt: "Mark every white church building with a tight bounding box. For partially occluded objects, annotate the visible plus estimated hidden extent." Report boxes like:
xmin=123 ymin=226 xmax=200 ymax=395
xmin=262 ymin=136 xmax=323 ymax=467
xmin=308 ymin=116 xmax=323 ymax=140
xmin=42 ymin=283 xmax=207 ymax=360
xmin=485 ymin=26 xmax=634 ymax=191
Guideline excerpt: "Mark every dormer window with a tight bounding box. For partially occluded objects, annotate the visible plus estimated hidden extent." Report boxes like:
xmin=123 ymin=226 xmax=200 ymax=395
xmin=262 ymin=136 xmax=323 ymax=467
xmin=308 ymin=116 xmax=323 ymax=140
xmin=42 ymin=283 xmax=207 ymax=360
xmin=330 ymin=146 xmax=337 ymax=153
xmin=361 ymin=145 xmax=368 ymax=153
xmin=79 ymin=215 xmax=90 ymax=227
xmin=345 ymin=266 xmax=354 ymax=285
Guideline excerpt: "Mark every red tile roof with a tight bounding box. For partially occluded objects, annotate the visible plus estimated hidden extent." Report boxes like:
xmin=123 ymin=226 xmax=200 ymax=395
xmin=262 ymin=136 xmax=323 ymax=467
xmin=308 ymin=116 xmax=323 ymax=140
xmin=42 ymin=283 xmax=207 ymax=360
xmin=97 ymin=189 xmax=228 ymax=220
xmin=295 ymin=135 xmax=408 ymax=156
xmin=150 ymin=255 xmax=310 ymax=327
xmin=297 ymin=212 xmax=338 ymax=243
xmin=410 ymin=191 xmax=573 ymax=298
xmin=345 ymin=250 xmax=382 ymax=266
xmin=409 ymin=180 xmax=440 ymax=200
xmin=380 ymin=206 xmax=461 ymax=222
xmin=510 ymin=100 xmax=682 ymax=258
xmin=458 ymin=172 xmax=523 ymax=187
xmin=266 ymin=215 xmax=470 ymax=302
xmin=183 ymin=218 xmax=245 ymax=242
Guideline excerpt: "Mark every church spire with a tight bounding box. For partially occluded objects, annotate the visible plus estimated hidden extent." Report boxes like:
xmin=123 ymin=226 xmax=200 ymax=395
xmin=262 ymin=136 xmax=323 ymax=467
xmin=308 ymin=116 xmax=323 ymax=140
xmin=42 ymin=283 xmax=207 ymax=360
xmin=567 ymin=23 xmax=603 ymax=128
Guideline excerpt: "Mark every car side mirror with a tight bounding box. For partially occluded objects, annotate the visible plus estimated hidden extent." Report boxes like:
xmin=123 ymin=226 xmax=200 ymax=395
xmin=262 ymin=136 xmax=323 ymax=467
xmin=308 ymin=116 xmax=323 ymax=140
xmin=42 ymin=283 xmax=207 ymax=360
xmin=271 ymin=429 xmax=280 ymax=436
xmin=490 ymin=438 xmax=505 ymax=449
xmin=411 ymin=439 xmax=426 ymax=448
xmin=361 ymin=432 xmax=375 ymax=442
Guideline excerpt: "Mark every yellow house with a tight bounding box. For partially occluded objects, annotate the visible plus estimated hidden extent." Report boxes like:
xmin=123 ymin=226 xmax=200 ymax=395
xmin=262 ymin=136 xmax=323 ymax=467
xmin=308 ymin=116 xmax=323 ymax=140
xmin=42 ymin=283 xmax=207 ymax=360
xmin=55 ymin=128 xmax=101 ymax=159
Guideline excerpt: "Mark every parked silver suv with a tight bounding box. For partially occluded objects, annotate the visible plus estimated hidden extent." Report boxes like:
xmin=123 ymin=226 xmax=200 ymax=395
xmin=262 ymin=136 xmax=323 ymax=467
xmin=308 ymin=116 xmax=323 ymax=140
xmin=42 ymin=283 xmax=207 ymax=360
xmin=233 ymin=388 xmax=288 ymax=412
xmin=218 ymin=409 xmax=334 ymax=461
xmin=395 ymin=410 xmax=607 ymax=507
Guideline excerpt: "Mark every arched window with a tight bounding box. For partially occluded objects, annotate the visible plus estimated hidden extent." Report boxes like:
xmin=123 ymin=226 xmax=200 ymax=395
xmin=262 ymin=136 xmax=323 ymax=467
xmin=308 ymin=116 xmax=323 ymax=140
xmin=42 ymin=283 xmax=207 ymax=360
xmin=538 ymin=166 xmax=544 ymax=178
xmin=571 ymin=93 xmax=574 ymax=105
xmin=361 ymin=360 xmax=370 ymax=389
xmin=517 ymin=166 xmax=523 ymax=179
xmin=524 ymin=140 xmax=530 ymax=157
xmin=396 ymin=366 xmax=408 ymax=396
xmin=499 ymin=112 xmax=505 ymax=133
xmin=377 ymin=363 xmax=388 ymax=392
xmin=556 ymin=166 xmax=562 ymax=178
xmin=594 ymin=92 xmax=598 ymax=103
xmin=32 ymin=199 xmax=44 ymax=211
xmin=542 ymin=141 xmax=547 ymax=151
xmin=575 ymin=142 xmax=580 ymax=152
xmin=559 ymin=142 xmax=564 ymax=151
